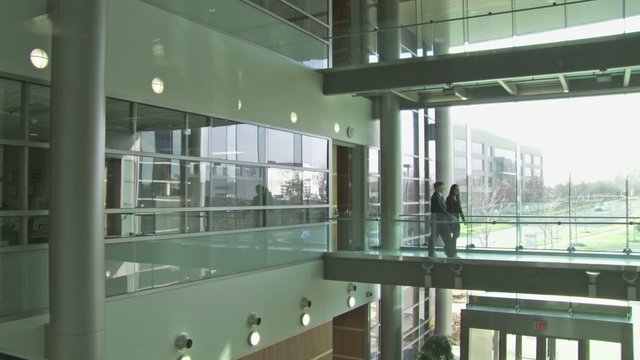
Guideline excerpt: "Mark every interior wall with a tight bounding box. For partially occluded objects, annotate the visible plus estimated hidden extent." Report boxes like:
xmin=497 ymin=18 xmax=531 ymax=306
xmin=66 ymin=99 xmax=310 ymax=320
xmin=0 ymin=0 xmax=372 ymax=145
xmin=0 ymin=261 xmax=376 ymax=360
xmin=238 ymin=321 xmax=333 ymax=360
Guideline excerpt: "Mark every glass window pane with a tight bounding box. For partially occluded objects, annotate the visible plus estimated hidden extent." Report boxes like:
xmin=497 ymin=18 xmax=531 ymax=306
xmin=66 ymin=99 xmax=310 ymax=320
xmin=0 ymin=217 xmax=21 ymax=247
xmin=515 ymin=0 xmax=565 ymax=35
xmin=28 ymin=215 xmax=47 ymax=244
xmin=0 ymin=78 xmax=22 ymax=141
xmin=106 ymin=98 xmax=134 ymax=151
xmin=136 ymin=104 xmax=184 ymax=155
xmin=302 ymin=135 xmax=328 ymax=169
xmin=0 ymin=145 xmax=21 ymax=210
xmin=267 ymin=168 xmax=302 ymax=205
xmin=136 ymin=212 xmax=183 ymax=235
xmin=186 ymin=161 xmax=210 ymax=207
xmin=303 ymin=171 xmax=328 ymax=204
xmin=401 ymin=111 xmax=415 ymax=156
xmin=236 ymin=124 xmax=260 ymax=163
xmin=239 ymin=166 xmax=264 ymax=206
xmin=137 ymin=157 xmax=183 ymax=208
xmin=29 ymin=85 xmax=51 ymax=143
xmin=267 ymin=129 xmax=294 ymax=165
xmin=211 ymin=163 xmax=237 ymax=206
xmin=105 ymin=155 xmax=137 ymax=209
xmin=210 ymin=120 xmax=235 ymax=160
xmin=185 ymin=211 xmax=208 ymax=233
xmin=369 ymin=148 xmax=379 ymax=174
xmin=29 ymin=147 xmax=49 ymax=210
xmin=187 ymin=114 xmax=209 ymax=157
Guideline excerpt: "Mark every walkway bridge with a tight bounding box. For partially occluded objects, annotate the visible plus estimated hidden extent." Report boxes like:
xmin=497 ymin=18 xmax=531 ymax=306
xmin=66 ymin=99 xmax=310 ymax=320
xmin=324 ymin=250 xmax=640 ymax=301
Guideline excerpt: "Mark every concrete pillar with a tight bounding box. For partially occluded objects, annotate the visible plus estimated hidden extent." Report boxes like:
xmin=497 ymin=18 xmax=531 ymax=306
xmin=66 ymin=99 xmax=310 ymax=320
xmin=49 ymin=0 xmax=106 ymax=358
xmin=434 ymin=108 xmax=453 ymax=337
xmin=377 ymin=0 xmax=403 ymax=358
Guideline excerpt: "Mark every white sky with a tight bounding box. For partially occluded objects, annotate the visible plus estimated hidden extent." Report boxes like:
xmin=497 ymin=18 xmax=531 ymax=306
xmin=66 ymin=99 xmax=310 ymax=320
xmin=451 ymin=93 xmax=640 ymax=186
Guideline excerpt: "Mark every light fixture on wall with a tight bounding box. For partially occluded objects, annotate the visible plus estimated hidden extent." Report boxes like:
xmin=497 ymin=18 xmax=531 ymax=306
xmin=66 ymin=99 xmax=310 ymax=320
xmin=300 ymin=297 xmax=312 ymax=326
xmin=247 ymin=313 xmax=262 ymax=346
xmin=290 ymin=111 xmax=298 ymax=123
xmin=175 ymin=332 xmax=193 ymax=353
xmin=29 ymin=48 xmax=49 ymax=69
xmin=347 ymin=283 xmax=357 ymax=308
xmin=151 ymin=77 xmax=165 ymax=94
xmin=333 ymin=122 xmax=341 ymax=133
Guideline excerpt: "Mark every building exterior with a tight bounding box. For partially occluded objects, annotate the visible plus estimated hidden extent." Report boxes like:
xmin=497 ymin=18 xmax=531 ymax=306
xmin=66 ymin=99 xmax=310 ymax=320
xmin=0 ymin=1 xmax=638 ymax=360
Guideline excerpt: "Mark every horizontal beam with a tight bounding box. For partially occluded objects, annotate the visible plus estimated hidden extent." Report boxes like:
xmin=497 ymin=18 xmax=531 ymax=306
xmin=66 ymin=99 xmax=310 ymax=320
xmin=323 ymin=251 xmax=640 ymax=301
xmin=323 ymin=33 xmax=640 ymax=95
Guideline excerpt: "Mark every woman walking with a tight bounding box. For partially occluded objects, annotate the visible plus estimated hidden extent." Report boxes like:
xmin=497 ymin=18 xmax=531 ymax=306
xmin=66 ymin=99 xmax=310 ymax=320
xmin=445 ymin=184 xmax=465 ymax=257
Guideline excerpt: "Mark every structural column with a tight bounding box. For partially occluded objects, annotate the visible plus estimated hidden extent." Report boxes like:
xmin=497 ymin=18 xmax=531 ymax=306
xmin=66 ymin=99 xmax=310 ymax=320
xmin=49 ymin=0 xmax=107 ymax=359
xmin=434 ymin=108 xmax=453 ymax=337
xmin=377 ymin=0 xmax=403 ymax=358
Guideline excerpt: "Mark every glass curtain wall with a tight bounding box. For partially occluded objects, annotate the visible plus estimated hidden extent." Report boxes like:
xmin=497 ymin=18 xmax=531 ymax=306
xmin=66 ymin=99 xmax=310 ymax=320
xmin=451 ymin=96 xmax=640 ymax=254
xmin=0 ymin=76 xmax=331 ymax=307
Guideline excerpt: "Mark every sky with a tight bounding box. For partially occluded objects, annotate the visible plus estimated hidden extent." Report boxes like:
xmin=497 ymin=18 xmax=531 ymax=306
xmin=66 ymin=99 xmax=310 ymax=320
xmin=451 ymin=93 xmax=640 ymax=186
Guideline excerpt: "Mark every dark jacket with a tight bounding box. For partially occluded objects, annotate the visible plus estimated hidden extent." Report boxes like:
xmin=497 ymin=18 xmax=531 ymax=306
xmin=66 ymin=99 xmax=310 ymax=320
xmin=445 ymin=195 xmax=466 ymax=222
xmin=431 ymin=192 xmax=455 ymax=221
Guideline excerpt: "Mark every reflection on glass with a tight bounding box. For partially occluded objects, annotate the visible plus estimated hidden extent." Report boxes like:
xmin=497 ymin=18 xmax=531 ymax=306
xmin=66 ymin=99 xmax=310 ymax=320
xmin=238 ymin=166 xmax=264 ymax=206
xmin=267 ymin=168 xmax=302 ymax=205
xmin=236 ymin=124 xmax=260 ymax=163
xmin=210 ymin=119 xmax=236 ymax=160
xmin=267 ymin=128 xmax=295 ymax=165
xmin=106 ymin=98 xmax=134 ymax=151
xmin=137 ymin=104 xmax=184 ymax=155
xmin=106 ymin=224 xmax=328 ymax=295
xmin=29 ymin=147 xmax=49 ymax=210
xmin=0 ymin=145 xmax=21 ymax=210
xmin=211 ymin=163 xmax=237 ymax=206
xmin=0 ymin=216 xmax=20 ymax=246
xmin=302 ymin=135 xmax=328 ymax=169
xmin=29 ymin=85 xmax=50 ymax=142
xmin=137 ymin=157 xmax=183 ymax=208
xmin=28 ymin=215 xmax=47 ymax=244
xmin=186 ymin=114 xmax=209 ymax=157
xmin=186 ymin=162 xmax=210 ymax=207
xmin=0 ymin=78 xmax=22 ymax=141
xmin=303 ymin=171 xmax=328 ymax=204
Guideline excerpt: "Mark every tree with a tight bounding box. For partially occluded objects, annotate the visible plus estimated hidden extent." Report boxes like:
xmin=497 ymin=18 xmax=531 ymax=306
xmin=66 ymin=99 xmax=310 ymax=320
xmin=418 ymin=335 xmax=455 ymax=360
xmin=470 ymin=185 xmax=507 ymax=247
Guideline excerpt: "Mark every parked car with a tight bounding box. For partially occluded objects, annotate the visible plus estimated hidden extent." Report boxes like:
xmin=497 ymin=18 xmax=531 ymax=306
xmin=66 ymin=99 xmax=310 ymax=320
xmin=594 ymin=202 xmax=607 ymax=212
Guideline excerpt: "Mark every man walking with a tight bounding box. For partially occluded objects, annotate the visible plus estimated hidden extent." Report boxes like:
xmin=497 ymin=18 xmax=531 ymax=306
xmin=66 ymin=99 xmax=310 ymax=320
xmin=428 ymin=181 xmax=458 ymax=257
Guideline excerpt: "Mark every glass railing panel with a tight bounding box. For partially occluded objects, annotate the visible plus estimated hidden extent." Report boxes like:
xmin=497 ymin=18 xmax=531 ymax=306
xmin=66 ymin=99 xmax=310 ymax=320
xmin=331 ymin=0 xmax=640 ymax=68
xmin=140 ymin=0 xmax=329 ymax=69
xmin=105 ymin=223 xmax=328 ymax=296
xmin=0 ymin=248 xmax=48 ymax=318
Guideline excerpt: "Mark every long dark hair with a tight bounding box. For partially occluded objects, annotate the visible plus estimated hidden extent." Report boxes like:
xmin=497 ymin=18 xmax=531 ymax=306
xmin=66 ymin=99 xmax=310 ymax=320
xmin=448 ymin=184 xmax=460 ymax=203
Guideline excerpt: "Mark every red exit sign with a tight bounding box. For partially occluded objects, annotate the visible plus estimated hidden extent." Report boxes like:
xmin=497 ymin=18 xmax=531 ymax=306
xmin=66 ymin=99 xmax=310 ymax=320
xmin=534 ymin=320 xmax=548 ymax=331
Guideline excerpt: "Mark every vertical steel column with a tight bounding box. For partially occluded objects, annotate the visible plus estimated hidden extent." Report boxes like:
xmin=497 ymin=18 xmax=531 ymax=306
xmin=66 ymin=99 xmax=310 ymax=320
xmin=577 ymin=339 xmax=590 ymax=360
xmin=377 ymin=0 xmax=402 ymax=358
xmin=49 ymin=0 xmax=106 ymax=358
xmin=379 ymin=93 xmax=403 ymax=359
xmin=434 ymin=110 xmax=453 ymax=336
xmin=536 ymin=336 xmax=547 ymax=360
xmin=498 ymin=331 xmax=507 ymax=360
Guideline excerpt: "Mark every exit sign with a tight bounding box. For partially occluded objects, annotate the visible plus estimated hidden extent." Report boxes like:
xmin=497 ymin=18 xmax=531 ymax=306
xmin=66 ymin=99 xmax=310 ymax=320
xmin=534 ymin=320 xmax=548 ymax=331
